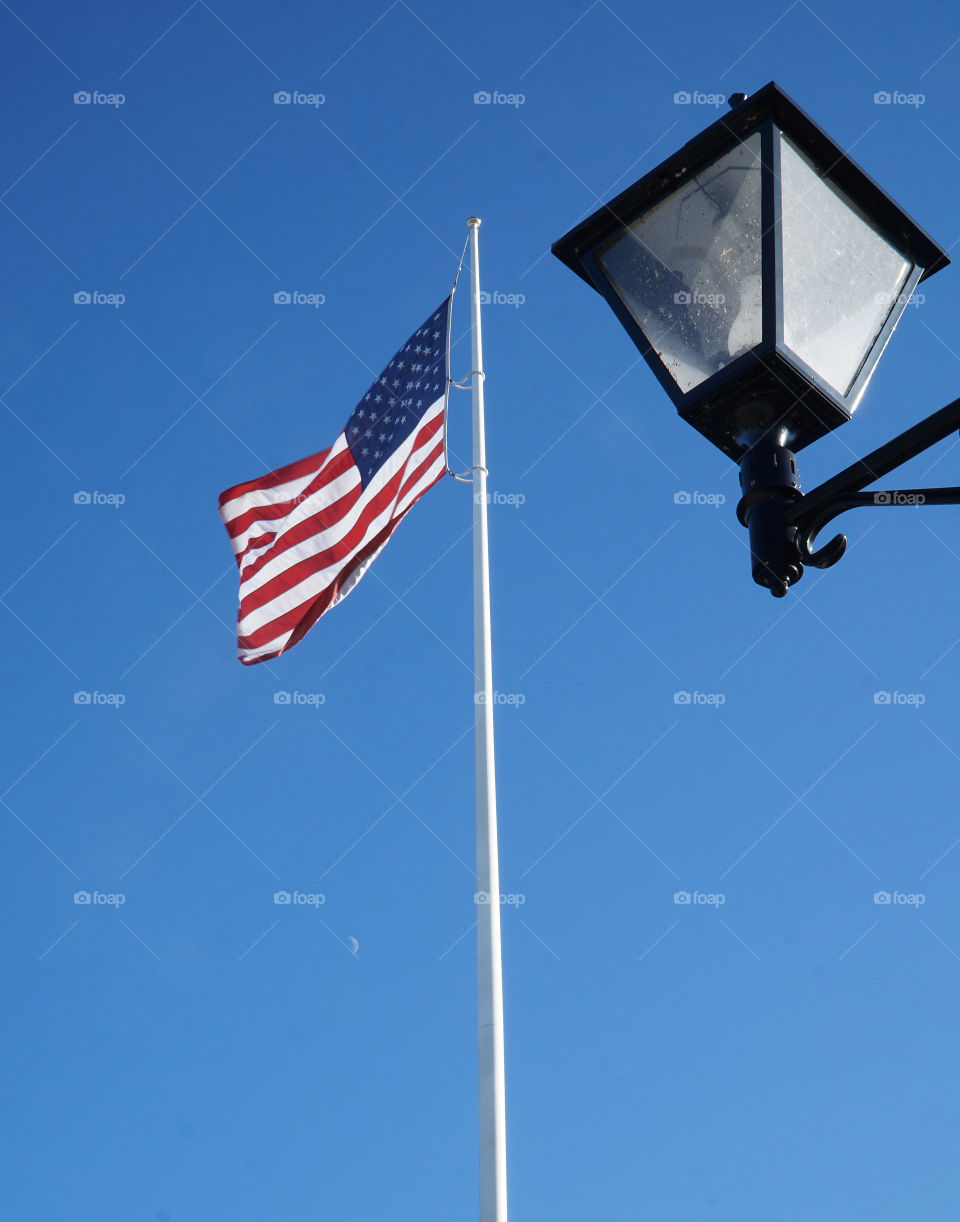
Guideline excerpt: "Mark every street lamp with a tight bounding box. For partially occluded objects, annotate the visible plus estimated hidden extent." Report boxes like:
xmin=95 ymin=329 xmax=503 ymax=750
xmin=553 ymin=82 xmax=960 ymax=595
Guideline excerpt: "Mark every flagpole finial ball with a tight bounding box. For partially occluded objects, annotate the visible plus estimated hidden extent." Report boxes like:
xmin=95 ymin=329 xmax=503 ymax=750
xmin=467 ymin=216 xmax=482 ymax=228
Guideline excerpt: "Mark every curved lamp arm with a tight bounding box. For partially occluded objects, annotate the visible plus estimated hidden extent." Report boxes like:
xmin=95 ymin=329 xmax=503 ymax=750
xmin=792 ymin=486 xmax=960 ymax=569
xmin=738 ymin=395 xmax=960 ymax=594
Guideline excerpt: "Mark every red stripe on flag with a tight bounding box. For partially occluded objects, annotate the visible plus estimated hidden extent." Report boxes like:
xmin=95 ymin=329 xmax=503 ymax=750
xmin=236 ymin=433 xmax=446 ymax=653
xmin=238 ymin=408 xmax=444 ymax=601
xmin=218 ymin=448 xmax=331 ymax=507
xmin=224 ymin=447 xmax=357 ymax=543
xmin=277 ymin=514 xmax=414 ymax=658
xmin=396 ymin=436 xmax=445 ymax=508
xmin=236 ymin=476 xmax=362 ymax=585
xmin=237 ymin=465 xmax=411 ymax=638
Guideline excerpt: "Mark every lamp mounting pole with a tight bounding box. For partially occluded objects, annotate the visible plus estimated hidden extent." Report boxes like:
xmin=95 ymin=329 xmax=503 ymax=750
xmin=735 ymin=396 xmax=960 ymax=594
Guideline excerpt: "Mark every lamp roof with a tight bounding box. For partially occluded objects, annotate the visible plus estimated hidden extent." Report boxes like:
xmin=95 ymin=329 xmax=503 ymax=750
xmin=552 ymin=81 xmax=949 ymax=287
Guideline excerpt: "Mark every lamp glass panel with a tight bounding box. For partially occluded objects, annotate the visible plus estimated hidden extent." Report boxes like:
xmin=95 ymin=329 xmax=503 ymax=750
xmin=596 ymin=134 xmax=763 ymax=394
xmin=779 ymin=133 xmax=912 ymax=396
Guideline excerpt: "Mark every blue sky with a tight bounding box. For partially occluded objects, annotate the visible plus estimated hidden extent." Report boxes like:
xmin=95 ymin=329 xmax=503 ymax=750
xmin=4 ymin=1 xmax=960 ymax=1218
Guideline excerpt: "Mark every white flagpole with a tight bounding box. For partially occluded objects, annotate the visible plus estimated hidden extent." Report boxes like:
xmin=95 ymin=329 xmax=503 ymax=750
xmin=467 ymin=216 xmax=508 ymax=1222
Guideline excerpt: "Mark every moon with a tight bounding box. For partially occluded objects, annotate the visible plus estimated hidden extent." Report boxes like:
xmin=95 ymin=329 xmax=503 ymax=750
xmin=347 ymin=936 xmax=359 ymax=956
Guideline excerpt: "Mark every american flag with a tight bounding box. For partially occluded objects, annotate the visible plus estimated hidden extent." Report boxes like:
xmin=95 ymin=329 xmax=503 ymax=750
xmin=219 ymin=297 xmax=452 ymax=665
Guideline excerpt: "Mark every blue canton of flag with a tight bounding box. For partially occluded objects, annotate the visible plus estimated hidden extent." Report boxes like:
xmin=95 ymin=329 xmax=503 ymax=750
xmin=345 ymin=298 xmax=451 ymax=487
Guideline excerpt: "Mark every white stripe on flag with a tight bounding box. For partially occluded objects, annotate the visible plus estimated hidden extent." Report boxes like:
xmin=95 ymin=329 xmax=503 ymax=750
xmin=237 ymin=404 xmax=444 ymax=641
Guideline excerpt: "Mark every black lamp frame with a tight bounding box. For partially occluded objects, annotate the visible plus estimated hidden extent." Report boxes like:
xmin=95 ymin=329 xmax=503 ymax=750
xmin=553 ymin=81 xmax=960 ymax=597
xmin=552 ymin=81 xmax=948 ymax=461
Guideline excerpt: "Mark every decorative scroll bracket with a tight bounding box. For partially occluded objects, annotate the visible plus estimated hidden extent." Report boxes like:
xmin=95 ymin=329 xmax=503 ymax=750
xmin=735 ymin=395 xmax=960 ymax=595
